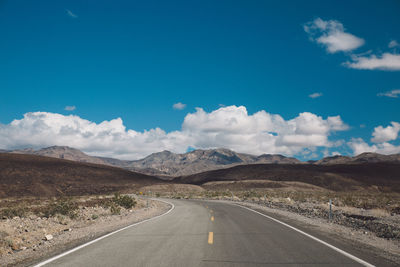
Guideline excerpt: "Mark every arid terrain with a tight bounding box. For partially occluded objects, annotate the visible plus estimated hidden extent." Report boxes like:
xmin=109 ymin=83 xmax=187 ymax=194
xmin=1 ymin=149 xmax=400 ymax=265
xmin=0 ymin=195 xmax=170 ymax=266
xmin=0 ymin=153 xmax=166 ymax=198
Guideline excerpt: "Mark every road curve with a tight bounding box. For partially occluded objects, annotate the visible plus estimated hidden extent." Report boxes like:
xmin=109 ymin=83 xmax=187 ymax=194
xmin=35 ymin=199 xmax=391 ymax=267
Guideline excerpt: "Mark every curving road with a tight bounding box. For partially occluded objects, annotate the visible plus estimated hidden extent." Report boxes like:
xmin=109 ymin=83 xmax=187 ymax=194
xmin=35 ymin=199 xmax=393 ymax=267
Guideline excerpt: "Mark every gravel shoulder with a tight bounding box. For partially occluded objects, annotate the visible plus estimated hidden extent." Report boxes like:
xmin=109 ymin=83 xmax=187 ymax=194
xmin=234 ymin=200 xmax=400 ymax=266
xmin=0 ymin=197 xmax=170 ymax=267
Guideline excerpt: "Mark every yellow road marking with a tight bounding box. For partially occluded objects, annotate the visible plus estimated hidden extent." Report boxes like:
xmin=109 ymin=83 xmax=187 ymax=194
xmin=208 ymin=232 xmax=213 ymax=244
xmin=211 ymin=216 xmax=214 ymax=222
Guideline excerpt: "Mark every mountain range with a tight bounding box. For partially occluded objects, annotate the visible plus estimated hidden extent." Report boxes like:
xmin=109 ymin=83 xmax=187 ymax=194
xmin=4 ymin=146 xmax=400 ymax=177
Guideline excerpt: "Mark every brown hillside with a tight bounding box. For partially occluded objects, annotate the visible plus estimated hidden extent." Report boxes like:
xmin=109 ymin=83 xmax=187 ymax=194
xmin=0 ymin=153 xmax=165 ymax=197
xmin=176 ymin=163 xmax=400 ymax=192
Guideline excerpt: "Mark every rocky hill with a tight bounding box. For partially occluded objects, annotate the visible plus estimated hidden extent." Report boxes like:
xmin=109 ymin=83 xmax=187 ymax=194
xmin=10 ymin=146 xmax=107 ymax=165
xmin=124 ymin=148 xmax=302 ymax=176
xmin=175 ymin=162 xmax=400 ymax=192
xmin=315 ymin=152 xmax=400 ymax=165
xmin=0 ymin=153 xmax=164 ymax=197
xmin=4 ymin=146 xmax=302 ymax=176
xmin=4 ymin=146 xmax=400 ymax=177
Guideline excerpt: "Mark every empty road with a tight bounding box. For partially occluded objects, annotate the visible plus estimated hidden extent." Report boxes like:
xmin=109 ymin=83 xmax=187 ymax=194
xmin=35 ymin=199 xmax=391 ymax=267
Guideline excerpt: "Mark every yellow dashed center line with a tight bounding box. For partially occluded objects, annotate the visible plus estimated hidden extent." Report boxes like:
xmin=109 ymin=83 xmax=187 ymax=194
xmin=208 ymin=232 xmax=213 ymax=244
xmin=211 ymin=216 xmax=214 ymax=222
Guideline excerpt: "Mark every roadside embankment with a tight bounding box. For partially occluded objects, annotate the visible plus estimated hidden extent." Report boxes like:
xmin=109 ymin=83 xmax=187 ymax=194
xmin=0 ymin=195 xmax=170 ymax=267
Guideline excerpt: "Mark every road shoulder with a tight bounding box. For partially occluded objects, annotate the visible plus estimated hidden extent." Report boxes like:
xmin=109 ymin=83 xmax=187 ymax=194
xmin=232 ymin=201 xmax=400 ymax=267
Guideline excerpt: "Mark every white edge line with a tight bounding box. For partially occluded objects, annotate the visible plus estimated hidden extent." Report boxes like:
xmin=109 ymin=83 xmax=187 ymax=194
xmin=33 ymin=199 xmax=175 ymax=267
xmin=233 ymin=203 xmax=375 ymax=267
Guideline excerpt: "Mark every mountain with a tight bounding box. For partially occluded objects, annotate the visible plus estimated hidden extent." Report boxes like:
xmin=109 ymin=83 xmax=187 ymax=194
xmin=315 ymin=152 xmax=400 ymax=165
xmin=4 ymin=146 xmax=400 ymax=177
xmin=10 ymin=146 xmax=107 ymax=165
xmin=6 ymin=146 xmax=302 ymax=176
xmin=124 ymin=148 xmax=302 ymax=176
xmin=175 ymin=162 xmax=400 ymax=192
xmin=0 ymin=153 xmax=165 ymax=197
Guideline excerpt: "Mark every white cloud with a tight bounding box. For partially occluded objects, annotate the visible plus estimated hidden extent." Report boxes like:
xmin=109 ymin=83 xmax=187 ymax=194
xmin=66 ymin=9 xmax=77 ymax=18
xmin=389 ymin=40 xmax=399 ymax=48
xmin=172 ymin=102 xmax=186 ymax=110
xmin=377 ymin=89 xmax=400 ymax=98
xmin=348 ymin=138 xmax=400 ymax=155
xmin=64 ymin=106 xmax=76 ymax=111
xmin=0 ymin=106 xmax=348 ymax=159
xmin=345 ymin=53 xmax=400 ymax=70
xmin=304 ymin=18 xmax=364 ymax=53
xmin=309 ymin=92 xmax=322 ymax=99
xmin=371 ymin=122 xmax=400 ymax=143
xmin=348 ymin=121 xmax=400 ymax=155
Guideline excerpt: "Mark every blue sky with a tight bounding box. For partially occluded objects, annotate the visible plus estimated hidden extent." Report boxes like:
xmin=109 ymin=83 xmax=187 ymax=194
xmin=0 ymin=0 xmax=399 ymax=160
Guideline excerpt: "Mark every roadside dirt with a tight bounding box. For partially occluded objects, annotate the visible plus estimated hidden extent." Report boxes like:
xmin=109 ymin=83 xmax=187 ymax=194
xmin=237 ymin=200 xmax=400 ymax=265
xmin=0 ymin=197 xmax=170 ymax=267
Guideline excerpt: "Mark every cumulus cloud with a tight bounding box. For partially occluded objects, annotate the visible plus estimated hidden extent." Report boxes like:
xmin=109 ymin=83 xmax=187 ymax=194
xmin=172 ymin=102 xmax=186 ymax=110
xmin=0 ymin=106 xmax=349 ymax=159
xmin=66 ymin=9 xmax=77 ymax=18
xmin=348 ymin=138 xmax=400 ymax=155
xmin=371 ymin=122 xmax=400 ymax=143
xmin=64 ymin=105 xmax=76 ymax=111
xmin=304 ymin=18 xmax=364 ymax=53
xmin=377 ymin=89 xmax=400 ymax=98
xmin=348 ymin=121 xmax=400 ymax=155
xmin=309 ymin=92 xmax=322 ymax=99
xmin=345 ymin=53 xmax=400 ymax=70
xmin=389 ymin=40 xmax=399 ymax=48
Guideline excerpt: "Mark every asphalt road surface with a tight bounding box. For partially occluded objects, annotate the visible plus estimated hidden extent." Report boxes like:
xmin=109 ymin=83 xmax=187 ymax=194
xmin=35 ymin=199 xmax=390 ymax=267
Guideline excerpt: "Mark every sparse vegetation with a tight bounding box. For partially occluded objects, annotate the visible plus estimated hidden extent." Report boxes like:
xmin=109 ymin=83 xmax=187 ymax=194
xmin=112 ymin=193 xmax=136 ymax=209
xmin=0 ymin=206 xmax=27 ymax=219
xmin=39 ymin=198 xmax=79 ymax=219
xmin=110 ymin=203 xmax=121 ymax=215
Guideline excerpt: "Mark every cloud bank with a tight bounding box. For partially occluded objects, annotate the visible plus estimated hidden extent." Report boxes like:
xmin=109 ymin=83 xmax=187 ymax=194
xmin=0 ymin=106 xmax=348 ymax=159
xmin=348 ymin=122 xmax=400 ymax=155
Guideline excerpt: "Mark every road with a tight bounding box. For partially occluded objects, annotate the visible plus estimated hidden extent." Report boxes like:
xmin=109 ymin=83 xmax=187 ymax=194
xmin=36 ymin=199 xmax=387 ymax=267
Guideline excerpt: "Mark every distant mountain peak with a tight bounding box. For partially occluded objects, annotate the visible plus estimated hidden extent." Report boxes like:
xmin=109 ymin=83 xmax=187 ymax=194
xmin=4 ymin=146 xmax=400 ymax=177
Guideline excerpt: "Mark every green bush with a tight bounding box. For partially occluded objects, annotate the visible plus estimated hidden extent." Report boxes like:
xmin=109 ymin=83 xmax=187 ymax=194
xmin=41 ymin=198 xmax=78 ymax=219
xmin=110 ymin=203 xmax=121 ymax=215
xmin=112 ymin=193 xmax=136 ymax=209
xmin=0 ymin=207 xmax=26 ymax=218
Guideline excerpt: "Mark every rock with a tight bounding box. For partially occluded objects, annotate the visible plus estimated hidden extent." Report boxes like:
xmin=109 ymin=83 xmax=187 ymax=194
xmin=45 ymin=234 xmax=53 ymax=241
xmin=21 ymin=246 xmax=27 ymax=250
xmin=11 ymin=243 xmax=21 ymax=251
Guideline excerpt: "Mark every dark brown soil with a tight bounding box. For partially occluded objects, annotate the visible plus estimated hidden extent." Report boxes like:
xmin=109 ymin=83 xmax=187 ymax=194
xmin=176 ymin=163 xmax=400 ymax=192
xmin=0 ymin=153 xmax=166 ymax=197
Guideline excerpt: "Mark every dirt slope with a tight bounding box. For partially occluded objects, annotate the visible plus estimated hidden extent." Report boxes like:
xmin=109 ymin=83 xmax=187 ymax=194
xmin=0 ymin=153 xmax=165 ymax=197
xmin=175 ymin=163 xmax=400 ymax=192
